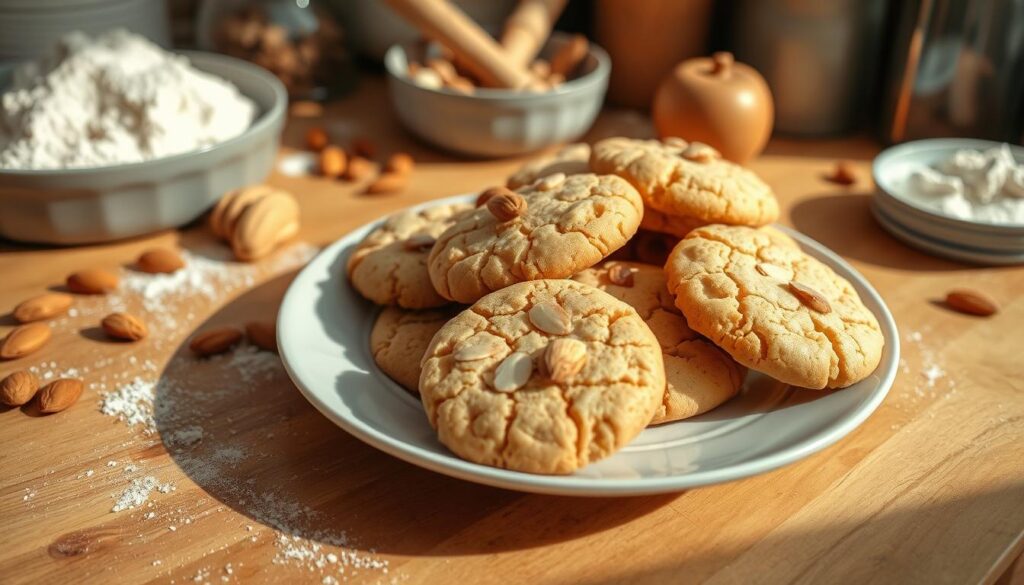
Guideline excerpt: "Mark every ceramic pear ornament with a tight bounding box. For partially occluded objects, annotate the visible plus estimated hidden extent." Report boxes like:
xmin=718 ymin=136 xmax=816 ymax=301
xmin=652 ymin=52 xmax=774 ymax=164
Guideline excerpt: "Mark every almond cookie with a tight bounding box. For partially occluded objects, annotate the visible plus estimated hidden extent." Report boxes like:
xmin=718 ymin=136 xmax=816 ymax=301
xmin=665 ymin=225 xmax=883 ymax=389
xmin=591 ymin=137 xmax=779 ymax=227
xmin=419 ymin=279 xmax=665 ymax=474
xmin=371 ymin=306 xmax=457 ymax=394
xmin=506 ymin=143 xmax=591 ymax=189
xmin=574 ymin=262 xmax=745 ymax=424
xmin=348 ymin=203 xmax=472 ymax=308
xmin=428 ymin=174 xmax=643 ymax=304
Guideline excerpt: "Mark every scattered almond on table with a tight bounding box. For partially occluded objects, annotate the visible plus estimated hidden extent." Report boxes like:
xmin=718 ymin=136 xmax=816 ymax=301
xmin=101 ymin=312 xmax=148 ymax=341
xmin=67 ymin=268 xmax=119 ymax=294
xmin=1 ymin=322 xmax=52 ymax=360
xmin=827 ymin=161 xmax=857 ymax=185
xmin=319 ymin=145 xmax=347 ymax=179
xmin=136 ymin=247 xmax=185 ymax=274
xmin=37 ymin=378 xmax=83 ymax=414
xmin=12 ymin=292 xmax=73 ymax=323
xmin=344 ymin=156 xmax=374 ymax=182
xmin=190 ymin=326 xmax=244 ymax=357
xmin=305 ymin=126 xmax=329 ymax=152
xmin=245 ymin=321 xmax=278 ymax=353
xmin=365 ymin=172 xmax=408 ymax=195
xmin=210 ymin=185 xmax=301 ymax=262
xmin=0 ymin=370 xmax=40 ymax=407
xmin=944 ymin=289 xmax=998 ymax=316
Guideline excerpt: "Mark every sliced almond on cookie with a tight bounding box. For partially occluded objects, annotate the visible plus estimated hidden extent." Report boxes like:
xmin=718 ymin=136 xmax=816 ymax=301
xmin=528 ymin=302 xmax=571 ymax=335
xmin=545 ymin=338 xmax=587 ymax=383
xmin=453 ymin=332 xmax=505 ymax=362
xmin=492 ymin=352 xmax=533 ymax=392
xmin=788 ymin=281 xmax=832 ymax=314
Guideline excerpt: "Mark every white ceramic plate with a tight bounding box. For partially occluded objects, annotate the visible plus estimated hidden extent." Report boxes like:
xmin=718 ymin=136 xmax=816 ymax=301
xmin=872 ymin=202 xmax=1024 ymax=265
xmin=278 ymin=195 xmax=900 ymax=496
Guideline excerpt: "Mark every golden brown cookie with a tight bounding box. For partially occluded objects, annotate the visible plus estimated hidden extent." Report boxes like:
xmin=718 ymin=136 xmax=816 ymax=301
xmin=428 ymin=173 xmax=643 ymax=304
xmin=506 ymin=143 xmax=592 ymax=189
xmin=591 ymin=137 xmax=779 ymax=227
xmin=347 ymin=203 xmax=472 ymax=308
xmin=574 ymin=262 xmax=745 ymax=424
xmin=419 ymin=279 xmax=665 ymax=474
xmin=665 ymin=225 xmax=884 ymax=389
xmin=371 ymin=306 xmax=457 ymax=394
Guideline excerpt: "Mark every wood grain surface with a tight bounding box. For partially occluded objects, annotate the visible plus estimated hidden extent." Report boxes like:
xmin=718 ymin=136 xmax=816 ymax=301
xmin=1 ymin=79 xmax=1022 ymax=585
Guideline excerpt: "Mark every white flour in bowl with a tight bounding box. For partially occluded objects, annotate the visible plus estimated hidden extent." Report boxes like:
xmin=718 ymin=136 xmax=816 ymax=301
xmin=0 ymin=29 xmax=256 ymax=170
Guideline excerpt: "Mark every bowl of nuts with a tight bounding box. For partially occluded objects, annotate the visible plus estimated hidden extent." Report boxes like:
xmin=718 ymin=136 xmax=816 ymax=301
xmin=383 ymin=32 xmax=610 ymax=157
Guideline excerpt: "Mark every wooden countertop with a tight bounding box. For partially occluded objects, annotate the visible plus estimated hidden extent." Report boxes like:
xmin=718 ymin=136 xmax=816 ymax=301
xmin=1 ymin=78 xmax=1022 ymax=585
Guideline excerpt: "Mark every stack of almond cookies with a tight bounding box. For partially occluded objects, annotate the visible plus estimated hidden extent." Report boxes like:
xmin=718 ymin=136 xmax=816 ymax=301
xmin=347 ymin=137 xmax=885 ymax=476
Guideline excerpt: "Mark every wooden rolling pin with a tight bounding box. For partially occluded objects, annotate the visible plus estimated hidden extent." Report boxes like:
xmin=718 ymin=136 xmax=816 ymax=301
xmin=500 ymin=0 xmax=568 ymax=67
xmin=382 ymin=0 xmax=535 ymax=89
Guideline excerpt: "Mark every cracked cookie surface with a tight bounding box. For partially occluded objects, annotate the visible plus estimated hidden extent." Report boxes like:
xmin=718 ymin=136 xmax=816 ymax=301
xmin=371 ymin=306 xmax=457 ymax=394
xmin=574 ymin=262 xmax=745 ymax=424
xmin=428 ymin=174 xmax=643 ymax=304
xmin=591 ymin=137 xmax=778 ymax=226
xmin=506 ymin=143 xmax=592 ymax=189
xmin=418 ymin=279 xmax=665 ymax=474
xmin=347 ymin=203 xmax=472 ymax=308
xmin=665 ymin=225 xmax=883 ymax=389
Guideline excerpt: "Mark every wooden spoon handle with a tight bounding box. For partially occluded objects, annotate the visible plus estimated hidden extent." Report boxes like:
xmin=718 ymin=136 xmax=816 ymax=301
xmin=382 ymin=0 xmax=535 ymax=89
xmin=500 ymin=0 xmax=568 ymax=67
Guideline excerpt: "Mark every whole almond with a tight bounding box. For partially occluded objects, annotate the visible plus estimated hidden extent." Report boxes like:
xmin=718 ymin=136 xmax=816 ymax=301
xmin=137 ymin=248 xmax=185 ymax=274
xmin=385 ymin=152 xmax=415 ymax=175
xmin=319 ymin=145 xmax=347 ymax=178
xmin=827 ymin=161 xmax=857 ymax=186
xmin=343 ymin=156 xmax=374 ymax=182
xmin=529 ymin=301 xmax=572 ymax=335
xmin=101 ymin=312 xmax=148 ymax=341
xmin=365 ymin=172 xmax=408 ymax=195
xmin=189 ymin=327 xmax=243 ymax=357
xmin=38 ymin=378 xmax=84 ymax=414
xmin=231 ymin=191 xmax=300 ymax=261
xmin=945 ymin=289 xmax=997 ymax=316
xmin=351 ymin=137 xmax=377 ymax=159
xmin=403 ymin=234 xmax=436 ymax=252
xmin=1 ymin=370 xmax=40 ymax=406
xmin=211 ymin=185 xmax=275 ymax=240
xmin=245 ymin=320 xmax=278 ymax=352
xmin=788 ymin=281 xmax=832 ymax=314
xmin=477 ymin=186 xmax=513 ymax=207
xmin=67 ymin=268 xmax=119 ymax=295
xmin=492 ymin=352 xmax=533 ymax=392
xmin=487 ymin=192 xmax=528 ymax=222
xmin=545 ymin=338 xmax=587 ymax=383
xmin=607 ymin=265 xmax=636 ymax=287
xmin=305 ymin=126 xmax=329 ymax=151
xmin=453 ymin=332 xmax=505 ymax=362
xmin=13 ymin=293 xmax=73 ymax=323
xmin=1 ymin=323 xmax=51 ymax=359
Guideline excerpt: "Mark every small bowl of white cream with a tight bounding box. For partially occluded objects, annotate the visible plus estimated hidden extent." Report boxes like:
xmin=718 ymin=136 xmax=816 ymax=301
xmin=872 ymin=138 xmax=1024 ymax=265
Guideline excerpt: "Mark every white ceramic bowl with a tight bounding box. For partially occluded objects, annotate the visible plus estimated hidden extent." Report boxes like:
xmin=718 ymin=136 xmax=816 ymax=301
xmin=0 ymin=51 xmax=286 ymax=245
xmin=872 ymin=138 xmax=1024 ymax=264
xmin=384 ymin=34 xmax=610 ymax=157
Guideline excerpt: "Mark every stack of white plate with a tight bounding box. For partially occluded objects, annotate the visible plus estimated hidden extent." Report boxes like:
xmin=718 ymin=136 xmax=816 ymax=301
xmin=0 ymin=0 xmax=170 ymax=63
xmin=871 ymin=138 xmax=1024 ymax=265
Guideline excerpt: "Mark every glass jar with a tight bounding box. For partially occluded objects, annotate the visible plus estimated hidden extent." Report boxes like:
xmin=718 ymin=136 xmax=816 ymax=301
xmin=197 ymin=0 xmax=353 ymax=100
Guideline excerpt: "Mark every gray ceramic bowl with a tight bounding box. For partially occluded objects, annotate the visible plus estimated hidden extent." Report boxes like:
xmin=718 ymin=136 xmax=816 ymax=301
xmin=384 ymin=33 xmax=610 ymax=157
xmin=0 ymin=51 xmax=286 ymax=245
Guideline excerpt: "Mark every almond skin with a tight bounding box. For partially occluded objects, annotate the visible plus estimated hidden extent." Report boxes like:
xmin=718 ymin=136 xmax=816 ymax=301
xmin=231 ymin=191 xmax=300 ymax=261
xmin=365 ymin=172 xmax=408 ymax=195
xmin=384 ymin=152 xmax=414 ymax=175
xmin=245 ymin=321 xmax=278 ymax=352
xmin=13 ymin=293 xmax=73 ymax=323
xmin=477 ymin=186 xmax=513 ymax=207
xmin=827 ymin=161 xmax=857 ymax=185
xmin=343 ymin=156 xmax=374 ymax=181
xmin=38 ymin=378 xmax=84 ymax=414
xmin=945 ymin=289 xmax=998 ymax=316
xmin=101 ymin=313 xmax=148 ymax=341
xmin=788 ymin=281 xmax=832 ymax=314
xmin=1 ymin=370 xmax=40 ymax=406
xmin=487 ymin=192 xmax=528 ymax=222
xmin=190 ymin=327 xmax=243 ymax=357
xmin=1 ymin=323 xmax=51 ymax=359
xmin=137 ymin=248 xmax=185 ymax=274
xmin=67 ymin=268 xmax=119 ymax=295
xmin=545 ymin=338 xmax=587 ymax=383
xmin=607 ymin=265 xmax=636 ymax=287
xmin=305 ymin=126 xmax=329 ymax=151
xmin=319 ymin=145 xmax=347 ymax=178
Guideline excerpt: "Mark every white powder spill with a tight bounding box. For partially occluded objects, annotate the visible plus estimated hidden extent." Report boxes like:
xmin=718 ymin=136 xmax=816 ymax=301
xmin=112 ymin=476 xmax=175 ymax=512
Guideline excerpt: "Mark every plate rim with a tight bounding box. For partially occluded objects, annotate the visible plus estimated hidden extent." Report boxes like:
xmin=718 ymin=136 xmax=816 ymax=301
xmin=278 ymin=195 xmax=901 ymax=496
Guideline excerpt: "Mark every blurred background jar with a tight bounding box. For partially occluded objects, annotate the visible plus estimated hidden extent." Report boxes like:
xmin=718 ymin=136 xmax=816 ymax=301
xmin=196 ymin=0 xmax=353 ymax=100
xmin=729 ymin=0 xmax=888 ymax=136
xmin=594 ymin=0 xmax=714 ymax=109
xmin=882 ymin=0 xmax=1024 ymax=144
